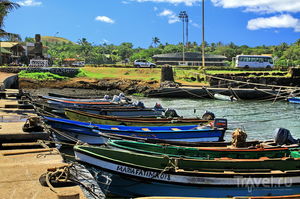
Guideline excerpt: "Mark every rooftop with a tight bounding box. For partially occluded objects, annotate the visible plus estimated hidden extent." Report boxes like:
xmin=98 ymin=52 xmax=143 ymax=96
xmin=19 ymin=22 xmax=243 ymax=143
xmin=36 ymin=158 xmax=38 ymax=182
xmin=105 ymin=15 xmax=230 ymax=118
xmin=0 ymin=42 xmax=20 ymax=48
xmin=153 ymin=52 xmax=227 ymax=59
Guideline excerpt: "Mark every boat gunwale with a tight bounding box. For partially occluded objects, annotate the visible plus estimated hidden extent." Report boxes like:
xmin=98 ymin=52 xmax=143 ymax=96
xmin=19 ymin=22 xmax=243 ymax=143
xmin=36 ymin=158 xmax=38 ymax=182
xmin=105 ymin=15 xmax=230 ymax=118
xmin=74 ymin=145 xmax=300 ymax=176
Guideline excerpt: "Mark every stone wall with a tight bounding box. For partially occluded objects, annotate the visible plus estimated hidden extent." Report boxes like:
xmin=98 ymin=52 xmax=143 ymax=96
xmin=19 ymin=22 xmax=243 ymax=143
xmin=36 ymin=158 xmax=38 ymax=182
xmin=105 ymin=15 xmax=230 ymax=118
xmin=0 ymin=67 xmax=80 ymax=77
xmin=208 ymin=74 xmax=300 ymax=88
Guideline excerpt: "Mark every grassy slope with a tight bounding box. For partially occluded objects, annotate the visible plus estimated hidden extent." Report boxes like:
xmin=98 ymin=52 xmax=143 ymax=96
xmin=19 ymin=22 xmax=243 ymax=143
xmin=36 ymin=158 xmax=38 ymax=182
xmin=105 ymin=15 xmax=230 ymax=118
xmin=41 ymin=36 xmax=75 ymax=44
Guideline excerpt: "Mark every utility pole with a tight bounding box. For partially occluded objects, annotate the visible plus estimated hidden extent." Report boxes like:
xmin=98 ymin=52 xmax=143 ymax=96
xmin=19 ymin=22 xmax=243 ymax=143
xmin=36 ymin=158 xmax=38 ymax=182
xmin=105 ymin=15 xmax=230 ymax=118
xmin=179 ymin=11 xmax=188 ymax=63
xmin=202 ymin=0 xmax=205 ymax=67
xmin=186 ymin=14 xmax=189 ymax=48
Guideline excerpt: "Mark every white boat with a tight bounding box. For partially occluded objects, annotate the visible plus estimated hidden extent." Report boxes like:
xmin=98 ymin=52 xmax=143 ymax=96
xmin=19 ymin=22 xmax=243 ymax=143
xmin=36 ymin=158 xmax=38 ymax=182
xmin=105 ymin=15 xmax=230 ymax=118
xmin=213 ymin=93 xmax=237 ymax=101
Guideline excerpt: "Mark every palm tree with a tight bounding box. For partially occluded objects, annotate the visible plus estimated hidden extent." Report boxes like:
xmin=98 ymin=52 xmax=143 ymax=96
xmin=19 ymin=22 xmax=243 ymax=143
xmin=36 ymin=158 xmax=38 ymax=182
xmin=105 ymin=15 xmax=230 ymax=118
xmin=295 ymin=39 xmax=300 ymax=47
xmin=279 ymin=42 xmax=289 ymax=51
xmin=152 ymin=37 xmax=160 ymax=48
xmin=0 ymin=1 xmax=20 ymax=38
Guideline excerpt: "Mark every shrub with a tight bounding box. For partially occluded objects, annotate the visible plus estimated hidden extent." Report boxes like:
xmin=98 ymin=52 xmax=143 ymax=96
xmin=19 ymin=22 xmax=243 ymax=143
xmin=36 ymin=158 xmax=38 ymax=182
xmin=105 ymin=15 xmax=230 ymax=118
xmin=18 ymin=71 xmax=68 ymax=80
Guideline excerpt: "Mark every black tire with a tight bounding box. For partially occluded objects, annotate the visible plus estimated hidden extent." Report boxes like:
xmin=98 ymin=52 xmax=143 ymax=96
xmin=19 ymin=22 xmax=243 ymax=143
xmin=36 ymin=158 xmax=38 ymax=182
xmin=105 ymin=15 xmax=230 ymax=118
xmin=266 ymin=65 xmax=271 ymax=69
xmin=244 ymin=65 xmax=249 ymax=69
xmin=150 ymin=65 xmax=155 ymax=68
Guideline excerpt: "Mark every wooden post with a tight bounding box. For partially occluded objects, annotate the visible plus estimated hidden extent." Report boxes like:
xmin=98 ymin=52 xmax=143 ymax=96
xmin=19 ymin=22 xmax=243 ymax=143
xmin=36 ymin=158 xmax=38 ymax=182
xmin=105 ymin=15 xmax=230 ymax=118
xmin=161 ymin=65 xmax=174 ymax=82
xmin=289 ymin=67 xmax=300 ymax=78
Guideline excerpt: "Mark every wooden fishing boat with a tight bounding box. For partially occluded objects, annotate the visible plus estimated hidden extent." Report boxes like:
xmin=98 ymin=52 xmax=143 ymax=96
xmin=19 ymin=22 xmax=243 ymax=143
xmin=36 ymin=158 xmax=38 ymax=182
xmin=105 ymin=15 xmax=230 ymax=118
xmin=288 ymin=97 xmax=300 ymax=104
xmin=74 ymin=145 xmax=300 ymax=197
xmin=33 ymin=101 xmax=165 ymax=117
xmin=40 ymin=93 xmax=130 ymax=103
xmin=44 ymin=116 xmax=227 ymax=144
xmin=48 ymin=92 xmax=94 ymax=99
xmin=99 ymin=132 xmax=262 ymax=147
xmin=41 ymin=96 xmax=119 ymax=106
xmin=107 ymin=139 xmax=298 ymax=159
xmin=214 ymin=93 xmax=237 ymax=101
xmin=65 ymin=108 xmax=211 ymax=126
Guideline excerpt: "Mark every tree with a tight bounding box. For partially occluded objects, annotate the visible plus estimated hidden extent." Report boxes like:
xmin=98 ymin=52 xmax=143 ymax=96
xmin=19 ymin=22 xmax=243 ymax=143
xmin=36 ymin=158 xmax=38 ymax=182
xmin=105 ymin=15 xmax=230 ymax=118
xmin=117 ymin=42 xmax=134 ymax=60
xmin=295 ymin=39 xmax=300 ymax=47
xmin=0 ymin=1 xmax=20 ymax=38
xmin=152 ymin=37 xmax=160 ymax=48
xmin=25 ymin=37 xmax=35 ymax=42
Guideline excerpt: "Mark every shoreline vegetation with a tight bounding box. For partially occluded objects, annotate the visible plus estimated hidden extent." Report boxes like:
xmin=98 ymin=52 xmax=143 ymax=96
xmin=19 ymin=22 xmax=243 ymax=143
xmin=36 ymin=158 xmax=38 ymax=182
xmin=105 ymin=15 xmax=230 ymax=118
xmin=18 ymin=66 xmax=293 ymax=96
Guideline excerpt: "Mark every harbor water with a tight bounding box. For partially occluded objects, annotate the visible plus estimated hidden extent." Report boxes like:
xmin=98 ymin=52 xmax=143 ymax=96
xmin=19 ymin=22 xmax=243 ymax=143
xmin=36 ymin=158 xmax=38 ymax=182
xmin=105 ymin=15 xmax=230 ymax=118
xmin=135 ymin=97 xmax=300 ymax=141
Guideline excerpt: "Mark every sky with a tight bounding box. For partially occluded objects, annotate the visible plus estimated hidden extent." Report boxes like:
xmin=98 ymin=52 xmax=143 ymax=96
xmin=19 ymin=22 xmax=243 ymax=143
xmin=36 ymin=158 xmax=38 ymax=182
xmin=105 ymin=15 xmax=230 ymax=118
xmin=6 ymin=0 xmax=300 ymax=48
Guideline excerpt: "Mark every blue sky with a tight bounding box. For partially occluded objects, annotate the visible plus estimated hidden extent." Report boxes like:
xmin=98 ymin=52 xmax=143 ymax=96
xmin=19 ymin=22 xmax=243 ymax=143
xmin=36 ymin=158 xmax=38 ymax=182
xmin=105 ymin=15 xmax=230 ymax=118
xmin=6 ymin=0 xmax=300 ymax=48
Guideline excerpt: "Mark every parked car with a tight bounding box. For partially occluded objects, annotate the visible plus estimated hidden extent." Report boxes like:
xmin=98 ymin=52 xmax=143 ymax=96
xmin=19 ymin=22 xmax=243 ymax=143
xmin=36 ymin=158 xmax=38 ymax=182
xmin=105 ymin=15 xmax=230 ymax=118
xmin=72 ymin=61 xmax=85 ymax=67
xmin=133 ymin=60 xmax=156 ymax=68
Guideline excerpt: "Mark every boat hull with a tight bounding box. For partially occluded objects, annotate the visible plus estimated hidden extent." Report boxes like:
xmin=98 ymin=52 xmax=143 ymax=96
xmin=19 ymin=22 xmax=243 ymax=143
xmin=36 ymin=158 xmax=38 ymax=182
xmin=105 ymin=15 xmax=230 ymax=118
xmin=288 ymin=97 xmax=300 ymax=104
xmin=75 ymin=147 xmax=300 ymax=198
xmin=65 ymin=109 xmax=208 ymax=126
xmin=44 ymin=117 xmax=225 ymax=144
xmin=51 ymin=128 xmax=107 ymax=144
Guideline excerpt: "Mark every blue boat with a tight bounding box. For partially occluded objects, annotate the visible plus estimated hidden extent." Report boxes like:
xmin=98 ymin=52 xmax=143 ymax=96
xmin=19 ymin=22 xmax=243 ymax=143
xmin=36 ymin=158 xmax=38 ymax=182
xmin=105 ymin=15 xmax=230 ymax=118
xmin=288 ymin=97 xmax=300 ymax=104
xmin=44 ymin=116 xmax=227 ymax=144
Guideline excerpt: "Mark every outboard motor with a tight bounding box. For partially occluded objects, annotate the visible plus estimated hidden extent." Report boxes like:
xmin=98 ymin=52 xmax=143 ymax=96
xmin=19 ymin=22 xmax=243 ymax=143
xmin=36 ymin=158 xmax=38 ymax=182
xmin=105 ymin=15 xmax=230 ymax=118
xmin=119 ymin=93 xmax=125 ymax=99
xmin=274 ymin=128 xmax=299 ymax=145
xmin=112 ymin=95 xmax=120 ymax=102
xmin=103 ymin=95 xmax=110 ymax=100
xmin=133 ymin=101 xmax=145 ymax=108
xmin=213 ymin=118 xmax=227 ymax=129
xmin=118 ymin=93 xmax=131 ymax=103
xmin=202 ymin=111 xmax=215 ymax=120
xmin=154 ymin=103 xmax=163 ymax=110
xmin=164 ymin=108 xmax=180 ymax=118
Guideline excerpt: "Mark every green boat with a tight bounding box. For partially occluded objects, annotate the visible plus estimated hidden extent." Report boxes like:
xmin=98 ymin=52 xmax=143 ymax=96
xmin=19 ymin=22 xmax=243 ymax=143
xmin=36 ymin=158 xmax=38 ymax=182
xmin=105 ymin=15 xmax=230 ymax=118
xmin=75 ymin=144 xmax=300 ymax=171
xmin=107 ymin=139 xmax=299 ymax=159
xmin=65 ymin=108 xmax=211 ymax=126
xmin=74 ymin=144 xmax=300 ymax=197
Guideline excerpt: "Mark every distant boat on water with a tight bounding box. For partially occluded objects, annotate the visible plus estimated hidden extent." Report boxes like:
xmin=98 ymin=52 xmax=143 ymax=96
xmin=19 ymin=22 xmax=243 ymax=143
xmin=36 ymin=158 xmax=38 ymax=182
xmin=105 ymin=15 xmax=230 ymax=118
xmin=213 ymin=93 xmax=237 ymax=101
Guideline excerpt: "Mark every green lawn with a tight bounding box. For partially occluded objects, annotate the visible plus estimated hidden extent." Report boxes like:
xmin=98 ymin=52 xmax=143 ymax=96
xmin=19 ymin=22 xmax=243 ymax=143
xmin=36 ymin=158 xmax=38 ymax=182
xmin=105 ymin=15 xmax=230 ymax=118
xmin=81 ymin=67 xmax=161 ymax=81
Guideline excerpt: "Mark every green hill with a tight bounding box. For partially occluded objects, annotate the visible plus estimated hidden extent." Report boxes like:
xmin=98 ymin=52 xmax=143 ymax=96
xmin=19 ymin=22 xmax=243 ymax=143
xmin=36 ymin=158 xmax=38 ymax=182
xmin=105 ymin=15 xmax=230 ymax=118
xmin=41 ymin=36 xmax=75 ymax=44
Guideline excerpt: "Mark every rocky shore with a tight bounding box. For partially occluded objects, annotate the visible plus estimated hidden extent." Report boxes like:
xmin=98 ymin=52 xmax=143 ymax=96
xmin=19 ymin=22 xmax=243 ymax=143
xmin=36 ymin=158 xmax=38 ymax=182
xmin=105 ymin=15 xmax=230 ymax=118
xmin=19 ymin=77 xmax=160 ymax=97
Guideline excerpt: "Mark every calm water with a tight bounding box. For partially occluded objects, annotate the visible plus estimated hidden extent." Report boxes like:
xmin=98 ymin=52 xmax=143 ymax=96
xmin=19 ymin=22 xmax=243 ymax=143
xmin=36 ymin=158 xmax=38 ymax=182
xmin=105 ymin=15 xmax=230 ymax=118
xmin=134 ymin=97 xmax=300 ymax=141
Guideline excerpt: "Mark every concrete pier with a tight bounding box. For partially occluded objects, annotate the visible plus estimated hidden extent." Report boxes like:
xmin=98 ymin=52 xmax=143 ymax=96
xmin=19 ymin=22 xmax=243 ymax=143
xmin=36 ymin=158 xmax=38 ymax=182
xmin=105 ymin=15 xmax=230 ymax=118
xmin=0 ymin=89 xmax=87 ymax=199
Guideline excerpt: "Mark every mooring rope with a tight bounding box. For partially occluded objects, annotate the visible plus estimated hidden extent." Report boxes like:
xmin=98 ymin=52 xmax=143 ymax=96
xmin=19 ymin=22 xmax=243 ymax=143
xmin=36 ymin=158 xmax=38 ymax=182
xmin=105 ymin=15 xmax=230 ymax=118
xmin=206 ymin=74 xmax=300 ymax=90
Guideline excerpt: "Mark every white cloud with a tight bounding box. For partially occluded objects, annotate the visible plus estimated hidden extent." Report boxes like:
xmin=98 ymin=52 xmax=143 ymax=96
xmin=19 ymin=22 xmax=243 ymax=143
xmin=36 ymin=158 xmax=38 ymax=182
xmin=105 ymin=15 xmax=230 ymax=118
xmin=192 ymin=22 xmax=200 ymax=28
xmin=158 ymin=9 xmax=179 ymax=24
xmin=133 ymin=0 xmax=200 ymax=6
xmin=17 ymin=0 xmax=42 ymax=6
xmin=247 ymin=14 xmax=300 ymax=32
xmin=153 ymin=7 xmax=158 ymax=11
xmin=211 ymin=0 xmax=300 ymax=13
xmin=95 ymin=16 xmax=115 ymax=24
xmin=122 ymin=1 xmax=130 ymax=4
xmin=158 ymin=9 xmax=173 ymax=16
